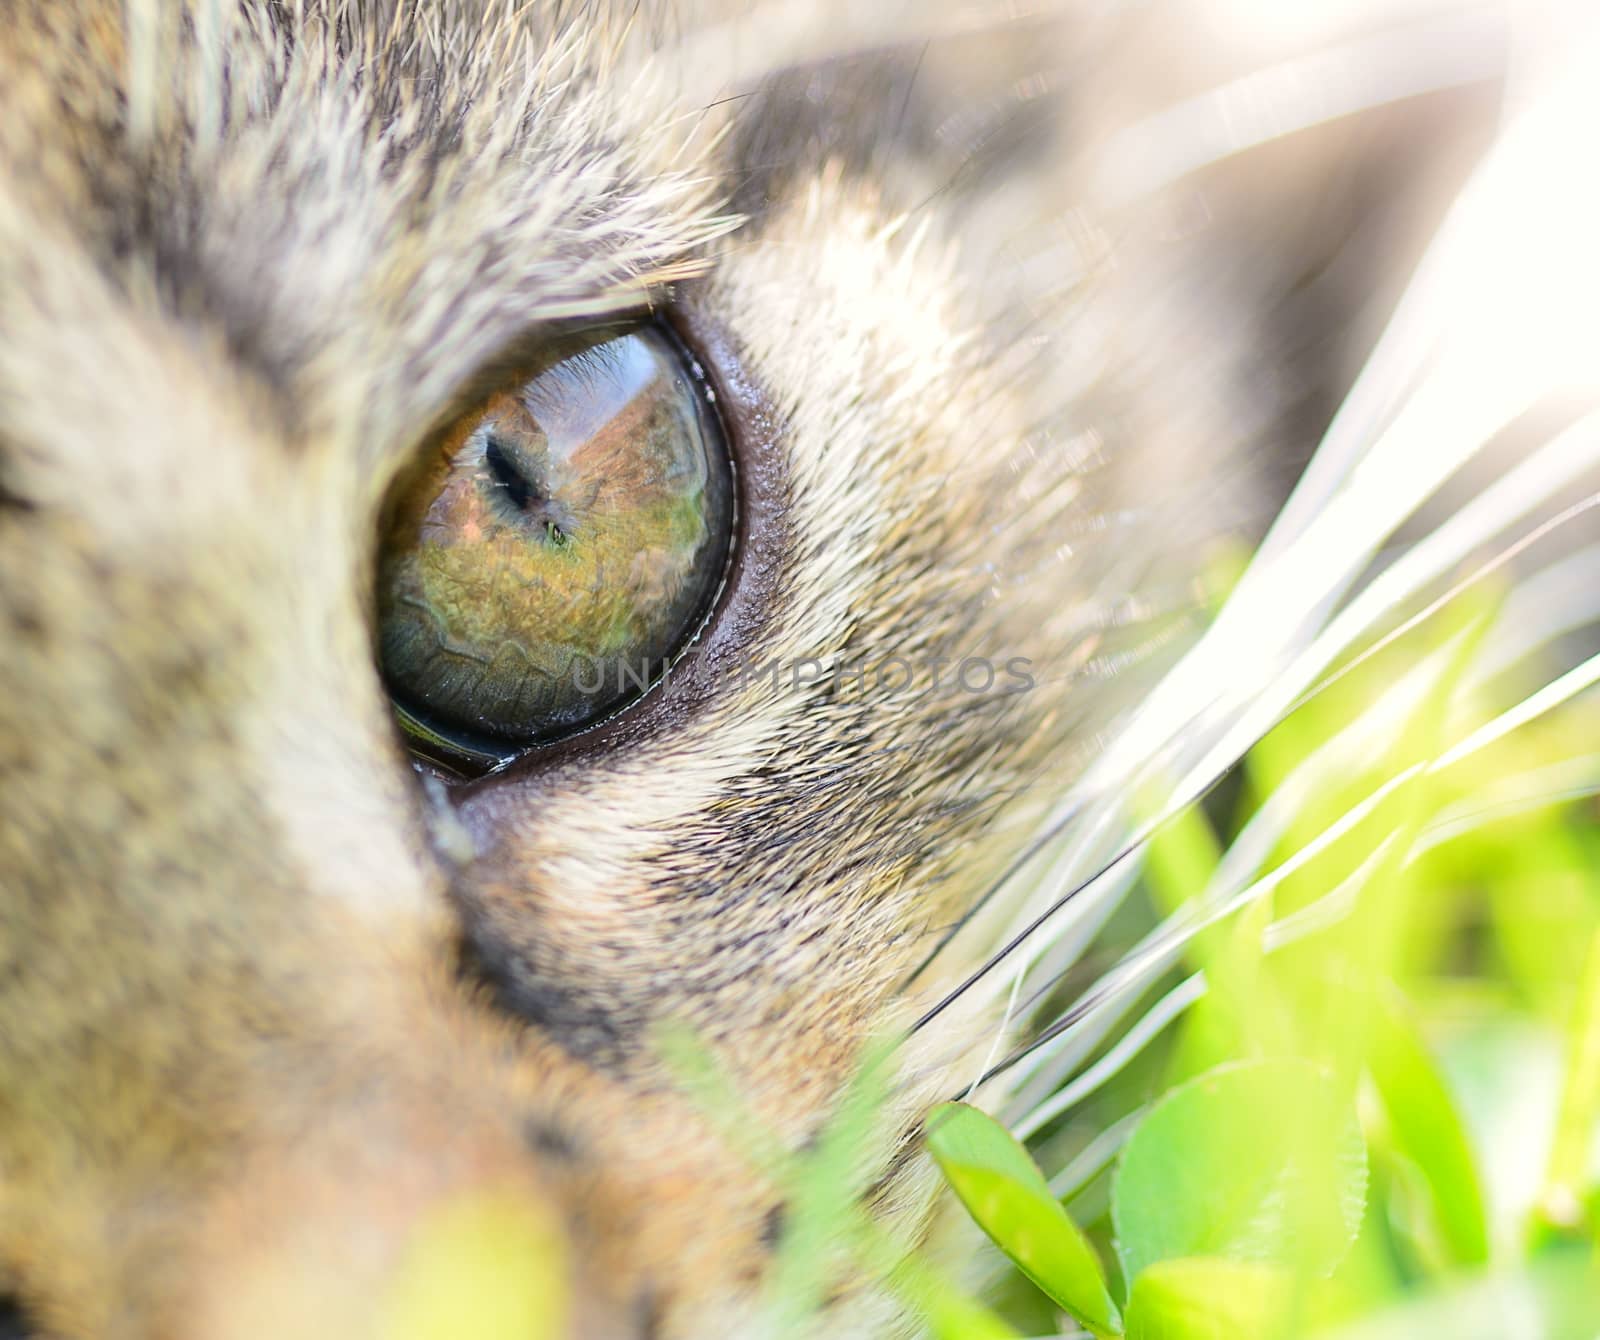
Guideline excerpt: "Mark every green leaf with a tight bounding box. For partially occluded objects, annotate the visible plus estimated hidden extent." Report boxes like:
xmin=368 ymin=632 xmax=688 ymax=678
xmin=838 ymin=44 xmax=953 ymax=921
xmin=1124 ymin=1258 xmax=1304 ymax=1340
xmin=1112 ymin=1060 xmax=1368 ymax=1284
xmin=1366 ymin=986 xmax=1490 ymax=1268
xmin=926 ymin=1102 xmax=1121 ymax=1337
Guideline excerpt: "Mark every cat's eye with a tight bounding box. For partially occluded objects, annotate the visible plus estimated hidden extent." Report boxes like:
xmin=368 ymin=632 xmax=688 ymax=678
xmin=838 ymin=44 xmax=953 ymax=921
xmin=377 ymin=325 xmax=734 ymax=769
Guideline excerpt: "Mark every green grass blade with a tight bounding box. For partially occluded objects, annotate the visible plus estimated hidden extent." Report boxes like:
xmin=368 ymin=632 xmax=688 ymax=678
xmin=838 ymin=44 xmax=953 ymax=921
xmin=1536 ymin=927 xmax=1600 ymax=1242
xmin=1367 ymin=986 xmax=1491 ymax=1268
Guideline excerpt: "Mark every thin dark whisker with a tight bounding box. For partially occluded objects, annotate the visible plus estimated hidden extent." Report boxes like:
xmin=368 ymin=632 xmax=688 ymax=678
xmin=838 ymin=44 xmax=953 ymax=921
xmin=896 ymin=40 xmax=930 ymax=133
xmin=906 ymin=725 xmax=1259 ymax=1038
xmin=702 ymin=91 xmax=756 ymax=110
xmin=899 ymin=795 xmax=1085 ymax=991
xmin=910 ymin=80 xmax=1058 ymax=217
xmin=950 ymin=953 xmax=1143 ymax=1099
xmin=967 ymin=793 xmax=1415 ymax=1102
xmin=908 ymin=835 xmax=1144 ymax=1035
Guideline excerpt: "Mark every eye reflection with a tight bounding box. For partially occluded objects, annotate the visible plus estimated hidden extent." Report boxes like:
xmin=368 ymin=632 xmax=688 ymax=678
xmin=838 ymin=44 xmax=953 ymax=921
xmin=378 ymin=326 xmax=734 ymax=751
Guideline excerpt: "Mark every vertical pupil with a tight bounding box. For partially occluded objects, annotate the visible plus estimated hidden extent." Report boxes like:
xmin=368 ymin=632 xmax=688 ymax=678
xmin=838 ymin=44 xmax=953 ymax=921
xmin=484 ymin=433 xmax=537 ymax=511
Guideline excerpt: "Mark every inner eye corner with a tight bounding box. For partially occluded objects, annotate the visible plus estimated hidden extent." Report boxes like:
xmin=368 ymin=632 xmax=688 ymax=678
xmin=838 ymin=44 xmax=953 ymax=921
xmin=374 ymin=314 xmax=738 ymax=776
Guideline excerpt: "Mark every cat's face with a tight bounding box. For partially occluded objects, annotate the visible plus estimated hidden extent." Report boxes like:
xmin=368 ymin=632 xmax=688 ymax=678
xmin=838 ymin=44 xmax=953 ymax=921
xmin=0 ymin=1 xmax=1491 ymax=1336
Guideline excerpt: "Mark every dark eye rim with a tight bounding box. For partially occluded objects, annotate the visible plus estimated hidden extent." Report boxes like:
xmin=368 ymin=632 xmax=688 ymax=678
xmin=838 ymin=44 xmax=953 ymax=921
xmin=394 ymin=298 xmax=787 ymax=786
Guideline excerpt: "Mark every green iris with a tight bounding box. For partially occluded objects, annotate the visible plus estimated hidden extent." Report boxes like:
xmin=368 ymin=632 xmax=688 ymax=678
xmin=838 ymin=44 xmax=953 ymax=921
xmin=378 ymin=327 xmax=733 ymax=750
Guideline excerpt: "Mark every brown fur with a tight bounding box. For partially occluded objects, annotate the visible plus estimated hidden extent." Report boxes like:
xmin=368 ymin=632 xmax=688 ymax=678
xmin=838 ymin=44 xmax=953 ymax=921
xmin=0 ymin=2 xmax=1498 ymax=1336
